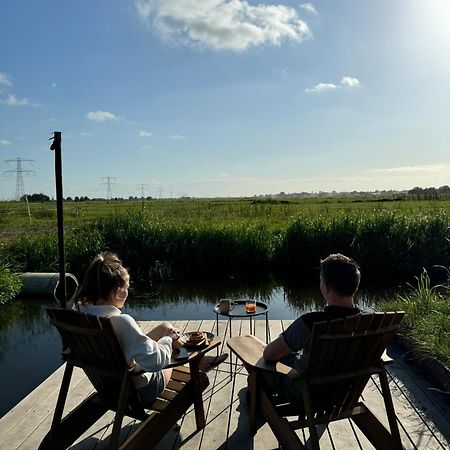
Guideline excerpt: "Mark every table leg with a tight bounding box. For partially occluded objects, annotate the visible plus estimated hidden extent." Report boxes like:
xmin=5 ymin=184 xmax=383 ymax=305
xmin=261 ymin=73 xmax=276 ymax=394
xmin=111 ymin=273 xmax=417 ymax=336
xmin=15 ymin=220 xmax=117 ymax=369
xmin=189 ymin=358 xmax=206 ymax=430
xmin=229 ymin=318 xmax=232 ymax=376
xmin=265 ymin=312 xmax=269 ymax=343
xmin=216 ymin=314 xmax=219 ymax=336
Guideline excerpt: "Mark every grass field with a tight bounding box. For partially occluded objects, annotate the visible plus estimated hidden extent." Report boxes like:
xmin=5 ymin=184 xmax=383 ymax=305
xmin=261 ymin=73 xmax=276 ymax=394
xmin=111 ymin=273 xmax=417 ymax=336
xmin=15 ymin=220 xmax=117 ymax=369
xmin=1 ymin=195 xmax=450 ymax=285
xmin=2 ymin=194 xmax=450 ymax=230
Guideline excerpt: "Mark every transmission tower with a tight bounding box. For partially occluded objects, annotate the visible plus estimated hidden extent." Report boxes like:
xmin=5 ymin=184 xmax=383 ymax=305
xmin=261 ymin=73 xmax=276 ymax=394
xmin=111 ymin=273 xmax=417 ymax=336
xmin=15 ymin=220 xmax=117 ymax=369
xmin=100 ymin=176 xmax=117 ymax=200
xmin=3 ymin=158 xmax=36 ymax=200
xmin=137 ymin=183 xmax=149 ymax=211
xmin=137 ymin=183 xmax=149 ymax=198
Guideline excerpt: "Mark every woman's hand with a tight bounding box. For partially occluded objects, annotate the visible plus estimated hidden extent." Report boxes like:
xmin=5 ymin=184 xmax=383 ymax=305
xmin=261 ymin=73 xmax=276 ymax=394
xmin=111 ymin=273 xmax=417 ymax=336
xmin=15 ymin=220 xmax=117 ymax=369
xmin=172 ymin=337 xmax=185 ymax=349
xmin=169 ymin=328 xmax=186 ymax=349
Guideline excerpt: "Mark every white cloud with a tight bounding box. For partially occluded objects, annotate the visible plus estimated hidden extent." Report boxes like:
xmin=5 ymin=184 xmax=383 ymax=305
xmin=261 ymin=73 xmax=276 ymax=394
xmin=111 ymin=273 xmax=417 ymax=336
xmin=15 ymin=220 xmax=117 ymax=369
xmin=305 ymin=82 xmax=337 ymax=93
xmin=300 ymin=3 xmax=317 ymax=15
xmin=0 ymin=72 xmax=12 ymax=86
xmin=0 ymin=139 xmax=11 ymax=146
xmin=0 ymin=94 xmax=32 ymax=106
xmin=372 ymin=164 xmax=449 ymax=175
xmin=341 ymin=76 xmax=360 ymax=87
xmin=139 ymin=130 xmax=153 ymax=138
xmin=86 ymin=111 xmax=121 ymax=122
xmin=306 ymin=75 xmax=361 ymax=93
xmin=51 ymin=82 xmax=57 ymax=88
xmin=141 ymin=145 xmax=152 ymax=150
xmin=168 ymin=134 xmax=187 ymax=140
xmin=80 ymin=131 xmax=93 ymax=136
xmin=135 ymin=0 xmax=311 ymax=51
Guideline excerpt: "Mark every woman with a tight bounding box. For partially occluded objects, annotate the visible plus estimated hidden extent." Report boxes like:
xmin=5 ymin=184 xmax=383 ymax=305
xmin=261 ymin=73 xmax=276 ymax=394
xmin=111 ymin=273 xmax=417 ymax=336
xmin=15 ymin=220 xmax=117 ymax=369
xmin=75 ymin=252 xmax=227 ymax=406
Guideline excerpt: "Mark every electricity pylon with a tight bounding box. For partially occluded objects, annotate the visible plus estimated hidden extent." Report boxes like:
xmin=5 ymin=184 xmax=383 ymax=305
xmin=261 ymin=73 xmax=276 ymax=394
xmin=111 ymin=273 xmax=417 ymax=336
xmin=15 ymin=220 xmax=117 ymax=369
xmin=100 ymin=176 xmax=117 ymax=201
xmin=3 ymin=157 xmax=36 ymax=200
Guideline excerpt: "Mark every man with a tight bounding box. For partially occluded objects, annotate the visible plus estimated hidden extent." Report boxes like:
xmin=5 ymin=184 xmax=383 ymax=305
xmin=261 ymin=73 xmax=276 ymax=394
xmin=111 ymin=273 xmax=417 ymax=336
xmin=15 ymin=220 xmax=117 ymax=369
xmin=261 ymin=253 xmax=361 ymax=405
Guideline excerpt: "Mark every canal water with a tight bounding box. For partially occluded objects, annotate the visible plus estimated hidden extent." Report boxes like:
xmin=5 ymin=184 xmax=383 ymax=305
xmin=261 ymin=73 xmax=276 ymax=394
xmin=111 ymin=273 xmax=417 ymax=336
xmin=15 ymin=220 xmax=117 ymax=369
xmin=0 ymin=279 xmax=391 ymax=418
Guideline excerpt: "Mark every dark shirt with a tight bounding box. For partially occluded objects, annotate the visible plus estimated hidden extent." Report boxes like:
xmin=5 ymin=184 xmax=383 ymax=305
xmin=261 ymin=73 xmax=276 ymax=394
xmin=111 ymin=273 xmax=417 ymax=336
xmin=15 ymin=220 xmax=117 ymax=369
xmin=281 ymin=305 xmax=361 ymax=370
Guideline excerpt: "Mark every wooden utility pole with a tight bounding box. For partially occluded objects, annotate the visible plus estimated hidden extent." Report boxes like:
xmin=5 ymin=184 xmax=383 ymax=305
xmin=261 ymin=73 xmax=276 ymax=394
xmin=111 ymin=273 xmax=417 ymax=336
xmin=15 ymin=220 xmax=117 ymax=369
xmin=50 ymin=131 xmax=67 ymax=308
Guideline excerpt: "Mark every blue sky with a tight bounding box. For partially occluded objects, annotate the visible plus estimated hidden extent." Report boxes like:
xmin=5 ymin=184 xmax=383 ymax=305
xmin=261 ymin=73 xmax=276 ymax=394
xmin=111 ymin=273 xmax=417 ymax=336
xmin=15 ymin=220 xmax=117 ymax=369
xmin=1 ymin=0 xmax=449 ymax=199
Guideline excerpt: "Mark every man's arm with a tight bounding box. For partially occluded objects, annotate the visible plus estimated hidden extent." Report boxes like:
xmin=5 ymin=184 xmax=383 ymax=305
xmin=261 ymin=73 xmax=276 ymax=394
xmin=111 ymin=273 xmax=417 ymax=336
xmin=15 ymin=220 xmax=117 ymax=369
xmin=263 ymin=335 xmax=292 ymax=362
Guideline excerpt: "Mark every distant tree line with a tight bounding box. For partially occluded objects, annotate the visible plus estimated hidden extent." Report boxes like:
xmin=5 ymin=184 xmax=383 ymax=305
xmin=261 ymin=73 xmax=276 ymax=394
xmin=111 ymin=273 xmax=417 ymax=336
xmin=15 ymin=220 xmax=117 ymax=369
xmin=65 ymin=196 xmax=90 ymax=202
xmin=20 ymin=193 xmax=51 ymax=202
xmin=18 ymin=187 xmax=450 ymax=203
xmin=408 ymin=185 xmax=450 ymax=200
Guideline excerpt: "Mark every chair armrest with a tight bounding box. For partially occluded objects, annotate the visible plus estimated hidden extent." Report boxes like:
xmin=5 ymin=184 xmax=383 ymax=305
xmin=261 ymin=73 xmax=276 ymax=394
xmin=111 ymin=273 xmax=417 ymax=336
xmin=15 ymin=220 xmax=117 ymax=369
xmin=227 ymin=335 xmax=300 ymax=379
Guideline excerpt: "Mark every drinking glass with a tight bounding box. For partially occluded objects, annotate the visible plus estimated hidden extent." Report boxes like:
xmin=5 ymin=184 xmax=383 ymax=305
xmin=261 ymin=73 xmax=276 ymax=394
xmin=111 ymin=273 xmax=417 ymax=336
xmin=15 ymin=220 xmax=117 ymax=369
xmin=246 ymin=299 xmax=256 ymax=313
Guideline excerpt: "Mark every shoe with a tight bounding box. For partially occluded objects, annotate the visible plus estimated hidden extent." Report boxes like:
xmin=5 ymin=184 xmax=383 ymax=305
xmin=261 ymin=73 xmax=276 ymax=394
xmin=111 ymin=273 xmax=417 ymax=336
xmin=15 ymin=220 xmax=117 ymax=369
xmin=201 ymin=353 xmax=228 ymax=372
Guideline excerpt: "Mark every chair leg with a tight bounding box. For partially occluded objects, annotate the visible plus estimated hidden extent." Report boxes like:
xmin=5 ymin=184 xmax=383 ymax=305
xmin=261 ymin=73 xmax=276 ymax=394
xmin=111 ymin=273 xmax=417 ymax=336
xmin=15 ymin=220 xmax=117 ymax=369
xmin=299 ymin=381 xmax=320 ymax=450
xmin=109 ymin=371 xmax=132 ymax=450
xmin=378 ymin=370 xmax=403 ymax=449
xmin=352 ymin=405 xmax=403 ymax=450
xmin=120 ymin=374 xmax=209 ymax=450
xmin=48 ymin=362 xmax=74 ymax=444
xmin=248 ymin=371 xmax=258 ymax=435
xmin=259 ymin=387 xmax=306 ymax=450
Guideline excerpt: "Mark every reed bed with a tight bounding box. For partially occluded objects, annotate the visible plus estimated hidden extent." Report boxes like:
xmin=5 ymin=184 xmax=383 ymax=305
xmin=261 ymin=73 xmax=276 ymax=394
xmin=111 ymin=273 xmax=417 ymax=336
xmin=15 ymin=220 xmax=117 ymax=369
xmin=275 ymin=210 xmax=450 ymax=282
xmin=2 ymin=209 xmax=449 ymax=288
xmin=380 ymin=270 xmax=450 ymax=368
xmin=0 ymin=260 xmax=21 ymax=305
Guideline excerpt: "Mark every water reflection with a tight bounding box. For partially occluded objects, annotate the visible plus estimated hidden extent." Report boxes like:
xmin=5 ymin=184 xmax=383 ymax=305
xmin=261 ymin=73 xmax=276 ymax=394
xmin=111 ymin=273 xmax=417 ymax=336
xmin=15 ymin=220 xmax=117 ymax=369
xmin=0 ymin=298 xmax=62 ymax=418
xmin=0 ymin=280 xmax=400 ymax=419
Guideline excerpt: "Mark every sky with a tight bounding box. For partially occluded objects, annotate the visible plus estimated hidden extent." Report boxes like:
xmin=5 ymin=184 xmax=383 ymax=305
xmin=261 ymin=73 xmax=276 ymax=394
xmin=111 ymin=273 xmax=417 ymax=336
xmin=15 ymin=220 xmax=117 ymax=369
xmin=1 ymin=0 xmax=450 ymax=199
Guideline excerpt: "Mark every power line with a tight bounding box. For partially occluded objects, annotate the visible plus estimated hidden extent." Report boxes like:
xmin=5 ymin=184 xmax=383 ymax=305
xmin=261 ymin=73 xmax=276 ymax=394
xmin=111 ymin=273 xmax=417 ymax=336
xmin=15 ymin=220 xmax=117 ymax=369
xmin=2 ymin=157 xmax=36 ymax=200
xmin=100 ymin=176 xmax=117 ymax=200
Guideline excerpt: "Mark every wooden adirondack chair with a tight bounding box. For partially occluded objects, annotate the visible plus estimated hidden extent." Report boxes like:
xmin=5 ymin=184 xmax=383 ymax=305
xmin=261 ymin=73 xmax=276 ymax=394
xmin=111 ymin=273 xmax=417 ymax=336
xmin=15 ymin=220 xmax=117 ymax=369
xmin=40 ymin=308 xmax=215 ymax=450
xmin=227 ymin=311 xmax=405 ymax=450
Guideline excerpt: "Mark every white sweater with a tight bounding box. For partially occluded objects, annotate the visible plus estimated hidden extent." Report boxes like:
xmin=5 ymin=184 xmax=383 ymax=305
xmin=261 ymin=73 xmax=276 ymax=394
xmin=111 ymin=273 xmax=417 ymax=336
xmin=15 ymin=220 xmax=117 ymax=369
xmin=79 ymin=304 xmax=173 ymax=388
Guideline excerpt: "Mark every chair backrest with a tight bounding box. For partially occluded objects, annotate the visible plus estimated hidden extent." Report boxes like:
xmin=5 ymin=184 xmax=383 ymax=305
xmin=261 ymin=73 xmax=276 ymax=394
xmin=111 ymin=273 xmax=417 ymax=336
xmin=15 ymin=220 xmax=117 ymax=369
xmin=47 ymin=308 xmax=144 ymax=415
xmin=304 ymin=311 xmax=404 ymax=416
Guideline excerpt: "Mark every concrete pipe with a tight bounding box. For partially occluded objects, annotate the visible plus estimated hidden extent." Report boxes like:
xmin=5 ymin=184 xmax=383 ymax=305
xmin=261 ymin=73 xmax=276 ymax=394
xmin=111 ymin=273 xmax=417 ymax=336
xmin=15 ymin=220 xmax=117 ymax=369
xmin=18 ymin=272 xmax=79 ymax=303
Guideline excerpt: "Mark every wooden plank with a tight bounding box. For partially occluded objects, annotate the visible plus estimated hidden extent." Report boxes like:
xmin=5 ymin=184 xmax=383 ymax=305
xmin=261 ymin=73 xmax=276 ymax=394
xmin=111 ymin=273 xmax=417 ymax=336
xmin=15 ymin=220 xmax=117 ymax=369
xmin=181 ymin=318 xmax=237 ymax=449
xmin=0 ymin=366 xmax=86 ymax=446
xmin=0 ymin=363 xmax=67 ymax=440
xmin=15 ymin=371 xmax=95 ymax=450
xmin=2 ymin=321 xmax=449 ymax=450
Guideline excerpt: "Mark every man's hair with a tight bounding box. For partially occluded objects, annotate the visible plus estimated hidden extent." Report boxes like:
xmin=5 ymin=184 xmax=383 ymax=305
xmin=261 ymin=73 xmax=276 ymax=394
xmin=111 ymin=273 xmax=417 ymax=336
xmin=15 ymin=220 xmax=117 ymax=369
xmin=320 ymin=253 xmax=360 ymax=296
xmin=76 ymin=252 xmax=129 ymax=306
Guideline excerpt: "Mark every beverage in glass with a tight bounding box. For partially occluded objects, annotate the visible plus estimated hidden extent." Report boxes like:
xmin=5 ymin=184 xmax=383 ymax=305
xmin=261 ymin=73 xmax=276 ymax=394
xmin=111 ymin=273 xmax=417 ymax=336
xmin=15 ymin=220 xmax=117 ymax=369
xmin=246 ymin=299 xmax=256 ymax=313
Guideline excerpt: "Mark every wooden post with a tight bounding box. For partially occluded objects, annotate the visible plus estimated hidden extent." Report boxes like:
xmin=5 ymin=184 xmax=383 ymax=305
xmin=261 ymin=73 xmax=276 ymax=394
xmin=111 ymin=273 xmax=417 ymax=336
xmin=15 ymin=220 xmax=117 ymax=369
xmin=50 ymin=131 xmax=67 ymax=308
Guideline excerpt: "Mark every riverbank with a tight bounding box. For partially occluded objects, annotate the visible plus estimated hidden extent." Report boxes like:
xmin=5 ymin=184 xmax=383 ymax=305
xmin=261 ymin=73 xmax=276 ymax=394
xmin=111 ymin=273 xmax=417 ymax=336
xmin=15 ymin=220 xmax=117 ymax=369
xmin=379 ymin=270 xmax=450 ymax=388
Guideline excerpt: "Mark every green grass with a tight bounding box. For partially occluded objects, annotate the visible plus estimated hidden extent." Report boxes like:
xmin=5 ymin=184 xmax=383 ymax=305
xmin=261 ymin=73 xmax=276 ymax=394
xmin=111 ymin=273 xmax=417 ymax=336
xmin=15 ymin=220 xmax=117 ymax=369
xmin=0 ymin=260 xmax=22 ymax=305
xmin=3 ymin=195 xmax=450 ymax=230
xmin=379 ymin=270 xmax=450 ymax=368
xmin=1 ymin=196 xmax=450 ymax=285
xmin=1 ymin=204 xmax=449 ymax=286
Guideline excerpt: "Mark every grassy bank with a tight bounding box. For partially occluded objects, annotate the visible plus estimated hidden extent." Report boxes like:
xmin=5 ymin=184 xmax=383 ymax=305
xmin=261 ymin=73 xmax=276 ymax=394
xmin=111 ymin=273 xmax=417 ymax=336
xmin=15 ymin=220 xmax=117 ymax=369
xmin=379 ymin=271 xmax=450 ymax=369
xmin=1 ymin=208 xmax=449 ymax=285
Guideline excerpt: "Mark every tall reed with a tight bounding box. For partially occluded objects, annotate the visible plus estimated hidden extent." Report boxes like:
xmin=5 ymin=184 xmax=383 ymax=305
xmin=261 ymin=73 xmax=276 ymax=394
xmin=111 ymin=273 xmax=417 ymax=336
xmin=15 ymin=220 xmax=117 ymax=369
xmin=2 ymin=210 xmax=449 ymax=285
xmin=0 ymin=259 xmax=22 ymax=305
xmin=379 ymin=270 xmax=450 ymax=368
xmin=275 ymin=210 xmax=450 ymax=282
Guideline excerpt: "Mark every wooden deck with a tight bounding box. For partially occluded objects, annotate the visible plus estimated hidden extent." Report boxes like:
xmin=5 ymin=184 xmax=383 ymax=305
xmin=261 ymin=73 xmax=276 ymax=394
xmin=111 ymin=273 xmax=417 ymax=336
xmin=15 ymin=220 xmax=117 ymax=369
xmin=1 ymin=319 xmax=449 ymax=450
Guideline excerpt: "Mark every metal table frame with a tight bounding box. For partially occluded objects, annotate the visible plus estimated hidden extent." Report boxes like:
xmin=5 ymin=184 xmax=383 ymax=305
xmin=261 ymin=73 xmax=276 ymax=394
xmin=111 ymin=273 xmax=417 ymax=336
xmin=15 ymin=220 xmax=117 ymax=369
xmin=213 ymin=299 xmax=269 ymax=344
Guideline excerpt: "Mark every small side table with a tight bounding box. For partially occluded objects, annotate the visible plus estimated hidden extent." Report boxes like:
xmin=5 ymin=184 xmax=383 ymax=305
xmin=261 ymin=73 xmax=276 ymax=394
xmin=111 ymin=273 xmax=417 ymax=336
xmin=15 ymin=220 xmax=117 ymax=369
xmin=213 ymin=300 xmax=269 ymax=343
